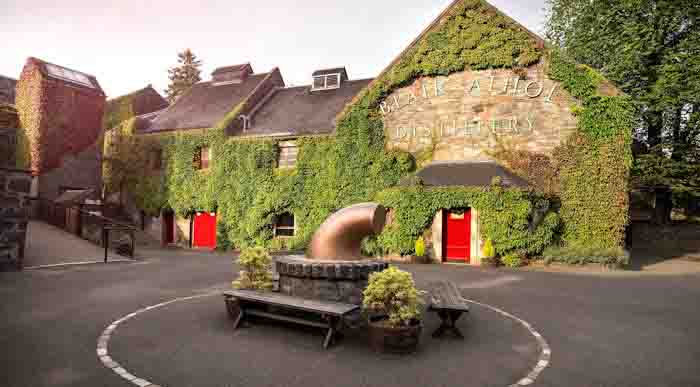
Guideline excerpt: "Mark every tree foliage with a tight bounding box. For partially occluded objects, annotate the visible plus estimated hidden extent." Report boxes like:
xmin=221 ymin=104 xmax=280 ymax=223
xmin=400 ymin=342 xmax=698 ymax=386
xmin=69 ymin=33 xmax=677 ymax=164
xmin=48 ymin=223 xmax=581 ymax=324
xmin=164 ymin=49 xmax=202 ymax=103
xmin=546 ymin=0 xmax=700 ymax=203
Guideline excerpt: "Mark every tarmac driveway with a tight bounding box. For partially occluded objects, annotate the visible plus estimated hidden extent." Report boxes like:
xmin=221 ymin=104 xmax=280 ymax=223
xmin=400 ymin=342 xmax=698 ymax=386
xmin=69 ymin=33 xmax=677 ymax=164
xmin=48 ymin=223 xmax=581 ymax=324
xmin=1 ymin=248 xmax=699 ymax=387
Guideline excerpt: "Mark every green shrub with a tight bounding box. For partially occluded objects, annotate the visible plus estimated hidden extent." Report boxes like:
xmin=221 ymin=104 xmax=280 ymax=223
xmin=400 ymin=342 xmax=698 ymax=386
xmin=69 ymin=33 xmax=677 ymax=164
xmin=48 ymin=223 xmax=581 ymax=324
xmin=362 ymin=267 xmax=425 ymax=327
xmin=501 ymin=253 xmax=524 ymax=267
xmin=482 ymin=239 xmax=495 ymax=258
xmin=541 ymin=244 xmax=629 ymax=268
xmin=375 ymin=186 xmax=560 ymax=257
xmin=414 ymin=237 xmax=426 ymax=257
xmin=232 ymin=247 xmax=273 ymax=290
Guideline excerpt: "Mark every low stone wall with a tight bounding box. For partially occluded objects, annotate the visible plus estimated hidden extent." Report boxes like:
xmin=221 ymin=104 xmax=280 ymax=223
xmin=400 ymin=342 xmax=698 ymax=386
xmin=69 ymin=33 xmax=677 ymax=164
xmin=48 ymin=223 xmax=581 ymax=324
xmin=0 ymin=168 xmax=34 ymax=270
xmin=275 ymin=256 xmax=388 ymax=304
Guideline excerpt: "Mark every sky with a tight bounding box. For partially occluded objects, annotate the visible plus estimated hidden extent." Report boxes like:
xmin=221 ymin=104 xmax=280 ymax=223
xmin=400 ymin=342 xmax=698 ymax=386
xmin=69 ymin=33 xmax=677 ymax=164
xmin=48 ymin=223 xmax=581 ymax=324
xmin=1 ymin=0 xmax=548 ymax=99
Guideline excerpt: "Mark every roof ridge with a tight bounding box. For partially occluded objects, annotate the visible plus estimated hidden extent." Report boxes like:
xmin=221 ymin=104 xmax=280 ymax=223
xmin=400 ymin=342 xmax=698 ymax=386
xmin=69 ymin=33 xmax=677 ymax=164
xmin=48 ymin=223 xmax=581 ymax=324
xmin=29 ymin=56 xmax=97 ymax=78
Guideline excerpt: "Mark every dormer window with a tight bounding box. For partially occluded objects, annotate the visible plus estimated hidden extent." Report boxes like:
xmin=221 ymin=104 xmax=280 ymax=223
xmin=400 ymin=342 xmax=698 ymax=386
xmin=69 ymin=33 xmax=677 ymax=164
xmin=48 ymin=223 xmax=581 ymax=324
xmin=311 ymin=73 xmax=341 ymax=91
xmin=211 ymin=63 xmax=253 ymax=86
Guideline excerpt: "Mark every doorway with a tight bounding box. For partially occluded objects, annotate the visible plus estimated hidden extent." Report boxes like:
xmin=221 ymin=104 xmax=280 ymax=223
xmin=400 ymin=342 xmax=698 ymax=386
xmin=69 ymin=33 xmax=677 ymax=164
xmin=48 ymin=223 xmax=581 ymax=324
xmin=443 ymin=209 xmax=471 ymax=263
xmin=193 ymin=212 xmax=217 ymax=249
xmin=163 ymin=211 xmax=175 ymax=245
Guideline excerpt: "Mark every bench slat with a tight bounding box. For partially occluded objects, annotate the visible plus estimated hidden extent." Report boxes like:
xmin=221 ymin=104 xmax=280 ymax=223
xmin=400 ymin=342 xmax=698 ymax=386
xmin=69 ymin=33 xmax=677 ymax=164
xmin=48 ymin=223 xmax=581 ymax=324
xmin=428 ymin=281 xmax=469 ymax=312
xmin=223 ymin=290 xmax=359 ymax=316
xmin=245 ymin=309 xmax=330 ymax=329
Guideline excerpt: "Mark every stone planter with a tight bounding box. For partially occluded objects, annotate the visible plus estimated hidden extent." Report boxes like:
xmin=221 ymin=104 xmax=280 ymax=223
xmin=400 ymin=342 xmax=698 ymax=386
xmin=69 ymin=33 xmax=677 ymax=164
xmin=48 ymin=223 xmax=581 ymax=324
xmin=368 ymin=316 xmax=422 ymax=354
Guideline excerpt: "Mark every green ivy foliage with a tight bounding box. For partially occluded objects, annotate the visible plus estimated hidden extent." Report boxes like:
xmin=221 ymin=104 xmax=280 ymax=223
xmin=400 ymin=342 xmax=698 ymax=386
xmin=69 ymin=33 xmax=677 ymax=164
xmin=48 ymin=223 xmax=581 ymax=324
xmin=104 ymin=0 xmax=630 ymax=259
xmin=548 ymin=50 xmax=634 ymax=249
xmin=373 ymin=186 xmax=560 ymax=257
xmin=102 ymin=94 xmax=135 ymax=132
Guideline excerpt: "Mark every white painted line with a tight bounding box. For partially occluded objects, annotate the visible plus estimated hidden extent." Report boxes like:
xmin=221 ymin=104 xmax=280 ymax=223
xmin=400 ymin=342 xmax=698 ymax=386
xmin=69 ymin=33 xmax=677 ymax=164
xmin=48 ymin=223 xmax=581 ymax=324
xmin=463 ymin=298 xmax=552 ymax=387
xmin=96 ymin=293 xmax=216 ymax=387
xmin=24 ymin=259 xmax=135 ymax=270
xmin=98 ymin=292 xmax=550 ymax=387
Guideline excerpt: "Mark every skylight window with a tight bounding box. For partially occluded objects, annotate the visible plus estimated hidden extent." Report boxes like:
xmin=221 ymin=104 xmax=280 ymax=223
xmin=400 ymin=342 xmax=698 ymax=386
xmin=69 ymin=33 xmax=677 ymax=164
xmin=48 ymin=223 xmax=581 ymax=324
xmin=311 ymin=73 xmax=341 ymax=91
xmin=45 ymin=64 xmax=95 ymax=88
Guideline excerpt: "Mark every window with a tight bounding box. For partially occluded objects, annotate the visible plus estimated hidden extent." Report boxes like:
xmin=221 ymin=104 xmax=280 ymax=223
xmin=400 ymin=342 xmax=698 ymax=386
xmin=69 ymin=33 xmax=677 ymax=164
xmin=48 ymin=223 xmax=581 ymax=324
xmin=45 ymin=63 xmax=95 ymax=89
xmin=277 ymin=141 xmax=298 ymax=168
xmin=194 ymin=146 xmax=210 ymax=170
xmin=274 ymin=212 xmax=295 ymax=237
xmin=311 ymin=73 xmax=341 ymax=91
xmin=149 ymin=149 xmax=162 ymax=171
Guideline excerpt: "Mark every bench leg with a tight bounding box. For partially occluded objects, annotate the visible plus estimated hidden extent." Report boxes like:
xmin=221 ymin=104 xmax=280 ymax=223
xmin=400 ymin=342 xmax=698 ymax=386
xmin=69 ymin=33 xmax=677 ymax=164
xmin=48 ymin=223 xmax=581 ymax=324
xmin=233 ymin=308 xmax=245 ymax=330
xmin=432 ymin=310 xmax=464 ymax=339
xmin=322 ymin=316 xmax=342 ymax=349
xmin=225 ymin=297 xmax=245 ymax=329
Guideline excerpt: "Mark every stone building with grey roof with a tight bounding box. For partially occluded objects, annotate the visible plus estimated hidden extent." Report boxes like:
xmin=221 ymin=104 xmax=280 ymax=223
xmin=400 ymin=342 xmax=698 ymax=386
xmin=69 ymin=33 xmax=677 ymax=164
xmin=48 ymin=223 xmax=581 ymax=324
xmin=120 ymin=63 xmax=372 ymax=247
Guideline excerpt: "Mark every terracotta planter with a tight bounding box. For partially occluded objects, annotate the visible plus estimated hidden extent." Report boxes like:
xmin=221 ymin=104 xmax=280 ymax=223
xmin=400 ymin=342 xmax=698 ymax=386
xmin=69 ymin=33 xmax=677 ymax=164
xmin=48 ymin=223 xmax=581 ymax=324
xmin=368 ymin=316 xmax=422 ymax=354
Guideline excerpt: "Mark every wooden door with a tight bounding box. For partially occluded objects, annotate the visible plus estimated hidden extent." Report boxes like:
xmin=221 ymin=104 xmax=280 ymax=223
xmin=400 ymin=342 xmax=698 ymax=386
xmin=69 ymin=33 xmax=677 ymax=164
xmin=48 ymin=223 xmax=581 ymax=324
xmin=443 ymin=209 xmax=471 ymax=263
xmin=163 ymin=212 xmax=175 ymax=244
xmin=193 ymin=212 xmax=217 ymax=249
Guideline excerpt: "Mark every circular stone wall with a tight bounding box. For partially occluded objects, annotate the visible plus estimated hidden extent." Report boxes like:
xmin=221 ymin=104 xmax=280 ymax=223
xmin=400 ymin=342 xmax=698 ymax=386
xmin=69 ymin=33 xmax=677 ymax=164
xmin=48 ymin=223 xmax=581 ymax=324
xmin=275 ymin=255 xmax=388 ymax=304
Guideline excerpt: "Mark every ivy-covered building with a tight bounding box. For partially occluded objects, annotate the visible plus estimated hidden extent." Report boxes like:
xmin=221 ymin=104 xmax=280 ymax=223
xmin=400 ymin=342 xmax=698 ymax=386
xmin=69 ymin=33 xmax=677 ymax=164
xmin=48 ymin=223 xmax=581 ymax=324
xmin=107 ymin=0 xmax=633 ymax=266
xmin=15 ymin=57 xmax=107 ymax=200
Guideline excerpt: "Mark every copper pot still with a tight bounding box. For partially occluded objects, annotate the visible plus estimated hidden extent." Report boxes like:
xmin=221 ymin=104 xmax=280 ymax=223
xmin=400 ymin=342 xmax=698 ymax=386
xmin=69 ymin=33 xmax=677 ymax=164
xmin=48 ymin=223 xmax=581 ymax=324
xmin=308 ymin=202 xmax=387 ymax=261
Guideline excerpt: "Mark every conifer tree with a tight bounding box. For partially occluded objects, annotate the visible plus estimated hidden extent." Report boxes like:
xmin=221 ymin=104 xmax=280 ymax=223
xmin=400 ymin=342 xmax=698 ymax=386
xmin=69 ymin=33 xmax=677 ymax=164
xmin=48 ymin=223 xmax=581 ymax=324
xmin=164 ymin=49 xmax=202 ymax=103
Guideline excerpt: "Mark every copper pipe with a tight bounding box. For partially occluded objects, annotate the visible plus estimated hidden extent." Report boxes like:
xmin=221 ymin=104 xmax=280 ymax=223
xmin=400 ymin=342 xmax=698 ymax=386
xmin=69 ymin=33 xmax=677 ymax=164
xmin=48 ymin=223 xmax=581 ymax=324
xmin=308 ymin=202 xmax=386 ymax=261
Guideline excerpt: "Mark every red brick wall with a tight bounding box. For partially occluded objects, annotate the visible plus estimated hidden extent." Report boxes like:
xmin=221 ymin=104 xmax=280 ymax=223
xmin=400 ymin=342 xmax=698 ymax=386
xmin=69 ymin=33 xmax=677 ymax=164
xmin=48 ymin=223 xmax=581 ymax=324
xmin=17 ymin=58 xmax=106 ymax=173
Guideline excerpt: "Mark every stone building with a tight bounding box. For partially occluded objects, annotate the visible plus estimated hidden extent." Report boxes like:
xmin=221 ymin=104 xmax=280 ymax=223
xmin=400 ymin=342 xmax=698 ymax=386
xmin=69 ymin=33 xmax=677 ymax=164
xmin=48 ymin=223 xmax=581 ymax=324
xmin=115 ymin=64 xmax=371 ymax=247
xmin=108 ymin=0 xmax=630 ymax=264
xmin=0 ymin=75 xmax=17 ymax=105
xmin=15 ymin=57 xmax=106 ymax=200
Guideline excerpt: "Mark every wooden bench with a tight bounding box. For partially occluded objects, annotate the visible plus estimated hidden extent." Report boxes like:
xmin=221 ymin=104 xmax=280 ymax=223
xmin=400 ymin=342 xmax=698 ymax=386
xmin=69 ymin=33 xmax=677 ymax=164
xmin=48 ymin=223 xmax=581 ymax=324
xmin=223 ymin=290 xmax=359 ymax=349
xmin=427 ymin=281 xmax=470 ymax=338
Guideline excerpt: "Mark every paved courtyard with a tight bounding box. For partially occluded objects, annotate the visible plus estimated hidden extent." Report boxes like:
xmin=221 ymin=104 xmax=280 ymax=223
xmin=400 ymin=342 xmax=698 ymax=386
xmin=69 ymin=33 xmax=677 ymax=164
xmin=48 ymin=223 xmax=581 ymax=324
xmin=23 ymin=221 xmax=126 ymax=268
xmin=1 ymin=248 xmax=700 ymax=387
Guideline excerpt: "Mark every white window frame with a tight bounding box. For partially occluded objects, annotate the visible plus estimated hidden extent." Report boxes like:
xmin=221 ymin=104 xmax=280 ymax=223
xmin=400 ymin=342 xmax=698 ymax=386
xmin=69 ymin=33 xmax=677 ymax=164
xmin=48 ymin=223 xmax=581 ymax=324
xmin=273 ymin=212 xmax=296 ymax=238
xmin=311 ymin=73 xmax=342 ymax=91
xmin=277 ymin=141 xmax=298 ymax=169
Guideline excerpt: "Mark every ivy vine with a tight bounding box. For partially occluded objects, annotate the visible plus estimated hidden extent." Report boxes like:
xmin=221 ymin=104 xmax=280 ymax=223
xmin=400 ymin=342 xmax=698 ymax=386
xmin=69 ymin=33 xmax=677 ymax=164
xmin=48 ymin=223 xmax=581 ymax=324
xmin=103 ymin=0 xmax=632 ymax=258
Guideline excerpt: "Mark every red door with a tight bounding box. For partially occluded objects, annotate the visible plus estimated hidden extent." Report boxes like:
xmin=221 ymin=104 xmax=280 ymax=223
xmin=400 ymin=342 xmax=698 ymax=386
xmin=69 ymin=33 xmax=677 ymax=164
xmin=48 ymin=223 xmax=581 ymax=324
xmin=444 ymin=209 xmax=471 ymax=263
xmin=193 ymin=212 xmax=217 ymax=249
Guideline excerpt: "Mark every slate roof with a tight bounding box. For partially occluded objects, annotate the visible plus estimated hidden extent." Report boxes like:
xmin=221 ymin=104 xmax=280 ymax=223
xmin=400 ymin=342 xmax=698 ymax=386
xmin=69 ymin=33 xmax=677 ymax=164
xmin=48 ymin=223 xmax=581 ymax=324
xmin=0 ymin=75 xmax=17 ymax=105
xmin=244 ymin=78 xmax=373 ymax=137
xmin=28 ymin=57 xmax=105 ymax=95
xmin=144 ymin=72 xmax=270 ymax=133
xmin=413 ymin=161 xmax=529 ymax=188
xmin=212 ymin=63 xmax=252 ymax=75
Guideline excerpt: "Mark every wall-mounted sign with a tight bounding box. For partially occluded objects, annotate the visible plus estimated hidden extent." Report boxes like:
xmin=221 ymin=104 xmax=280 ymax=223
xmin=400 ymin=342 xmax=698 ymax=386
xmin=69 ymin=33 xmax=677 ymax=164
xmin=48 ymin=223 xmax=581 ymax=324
xmin=380 ymin=76 xmax=558 ymax=116
xmin=382 ymin=67 xmax=578 ymax=161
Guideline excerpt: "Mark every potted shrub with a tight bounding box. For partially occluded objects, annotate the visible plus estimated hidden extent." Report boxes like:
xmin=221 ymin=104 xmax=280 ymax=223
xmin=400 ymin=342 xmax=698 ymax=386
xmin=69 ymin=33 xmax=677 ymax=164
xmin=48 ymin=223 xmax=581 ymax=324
xmin=480 ymin=239 xmax=499 ymax=267
xmin=414 ymin=236 xmax=426 ymax=263
xmin=363 ymin=266 xmax=425 ymax=354
xmin=232 ymin=247 xmax=274 ymax=290
xmin=227 ymin=247 xmax=273 ymax=319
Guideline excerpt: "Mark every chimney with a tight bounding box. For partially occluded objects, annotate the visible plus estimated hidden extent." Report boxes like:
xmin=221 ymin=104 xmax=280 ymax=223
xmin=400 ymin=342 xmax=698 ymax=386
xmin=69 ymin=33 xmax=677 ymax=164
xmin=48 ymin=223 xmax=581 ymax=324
xmin=211 ymin=63 xmax=253 ymax=85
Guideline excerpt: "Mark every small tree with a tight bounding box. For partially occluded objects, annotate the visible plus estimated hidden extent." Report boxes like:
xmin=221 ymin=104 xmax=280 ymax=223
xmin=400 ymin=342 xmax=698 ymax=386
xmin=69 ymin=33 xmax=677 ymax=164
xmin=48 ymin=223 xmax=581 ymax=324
xmin=362 ymin=267 xmax=424 ymax=326
xmin=232 ymin=247 xmax=273 ymax=290
xmin=164 ymin=49 xmax=202 ymax=103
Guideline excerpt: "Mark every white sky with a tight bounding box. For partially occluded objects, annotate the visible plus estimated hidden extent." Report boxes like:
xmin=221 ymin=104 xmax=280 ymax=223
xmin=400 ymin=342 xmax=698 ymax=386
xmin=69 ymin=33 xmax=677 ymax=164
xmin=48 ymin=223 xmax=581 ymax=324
xmin=0 ymin=0 xmax=548 ymax=98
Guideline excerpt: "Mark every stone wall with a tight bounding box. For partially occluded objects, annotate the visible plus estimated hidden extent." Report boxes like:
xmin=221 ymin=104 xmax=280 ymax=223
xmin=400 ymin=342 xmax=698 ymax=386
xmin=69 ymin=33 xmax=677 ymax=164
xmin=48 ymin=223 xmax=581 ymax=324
xmin=383 ymin=64 xmax=578 ymax=162
xmin=37 ymin=141 xmax=102 ymax=200
xmin=0 ymin=169 xmax=35 ymax=269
